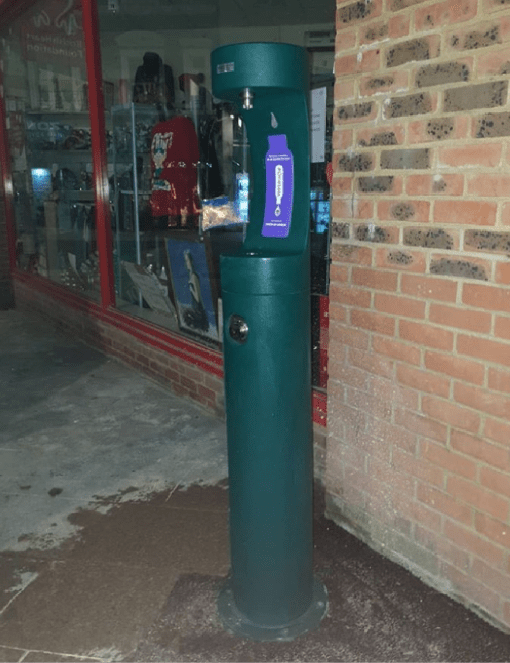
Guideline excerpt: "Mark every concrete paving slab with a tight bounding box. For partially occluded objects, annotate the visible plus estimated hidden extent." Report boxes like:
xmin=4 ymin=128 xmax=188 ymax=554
xmin=0 ymin=559 xmax=180 ymax=659
xmin=67 ymin=501 xmax=230 ymax=574
xmin=0 ymin=486 xmax=230 ymax=660
xmin=0 ymin=309 xmax=228 ymax=554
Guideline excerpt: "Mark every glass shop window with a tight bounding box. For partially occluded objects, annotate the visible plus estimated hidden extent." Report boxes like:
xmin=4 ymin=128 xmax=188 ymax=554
xmin=0 ymin=0 xmax=100 ymax=298
xmin=98 ymin=0 xmax=335 ymax=374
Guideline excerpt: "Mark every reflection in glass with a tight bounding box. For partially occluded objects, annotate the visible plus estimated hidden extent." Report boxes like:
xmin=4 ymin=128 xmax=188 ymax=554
xmin=1 ymin=0 xmax=98 ymax=298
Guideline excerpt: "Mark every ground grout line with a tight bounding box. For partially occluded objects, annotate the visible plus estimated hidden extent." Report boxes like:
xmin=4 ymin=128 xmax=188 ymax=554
xmin=163 ymin=463 xmax=211 ymax=503
xmin=0 ymin=590 xmax=23 ymax=617
xmin=0 ymin=573 xmax=38 ymax=617
xmin=0 ymin=645 xmax=29 ymax=663
xmin=164 ymin=482 xmax=182 ymax=502
xmin=0 ymin=644 xmax=106 ymax=663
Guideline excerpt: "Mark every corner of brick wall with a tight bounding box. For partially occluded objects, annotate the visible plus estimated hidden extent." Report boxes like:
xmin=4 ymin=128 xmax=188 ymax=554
xmin=328 ymin=0 xmax=510 ymax=632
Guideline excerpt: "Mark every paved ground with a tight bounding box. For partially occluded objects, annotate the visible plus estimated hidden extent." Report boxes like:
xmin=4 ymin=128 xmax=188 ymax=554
xmin=1 ymin=308 xmax=510 ymax=662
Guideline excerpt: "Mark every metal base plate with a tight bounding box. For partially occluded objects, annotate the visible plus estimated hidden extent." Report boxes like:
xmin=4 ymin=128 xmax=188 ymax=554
xmin=217 ymin=576 xmax=328 ymax=642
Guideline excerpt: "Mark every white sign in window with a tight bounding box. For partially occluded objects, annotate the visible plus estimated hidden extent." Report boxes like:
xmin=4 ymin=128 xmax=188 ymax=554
xmin=310 ymin=87 xmax=327 ymax=164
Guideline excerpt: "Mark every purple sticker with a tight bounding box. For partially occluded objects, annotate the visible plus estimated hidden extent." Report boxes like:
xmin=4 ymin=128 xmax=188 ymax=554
xmin=262 ymin=134 xmax=294 ymax=238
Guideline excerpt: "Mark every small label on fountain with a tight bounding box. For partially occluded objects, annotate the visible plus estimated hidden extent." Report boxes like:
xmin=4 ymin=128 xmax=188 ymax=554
xmin=217 ymin=62 xmax=234 ymax=74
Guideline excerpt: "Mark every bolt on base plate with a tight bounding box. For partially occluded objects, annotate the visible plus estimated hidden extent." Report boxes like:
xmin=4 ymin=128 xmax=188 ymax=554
xmin=217 ymin=576 xmax=328 ymax=642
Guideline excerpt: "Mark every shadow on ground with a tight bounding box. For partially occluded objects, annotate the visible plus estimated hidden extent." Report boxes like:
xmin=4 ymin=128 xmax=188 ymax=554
xmin=125 ymin=486 xmax=510 ymax=662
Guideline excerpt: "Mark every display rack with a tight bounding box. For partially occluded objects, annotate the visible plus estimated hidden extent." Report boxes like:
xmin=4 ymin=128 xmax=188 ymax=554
xmin=110 ymin=103 xmax=160 ymax=303
xmin=17 ymin=109 xmax=101 ymax=291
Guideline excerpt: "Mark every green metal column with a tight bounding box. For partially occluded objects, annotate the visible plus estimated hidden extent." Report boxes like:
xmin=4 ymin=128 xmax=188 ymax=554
xmin=212 ymin=42 xmax=328 ymax=641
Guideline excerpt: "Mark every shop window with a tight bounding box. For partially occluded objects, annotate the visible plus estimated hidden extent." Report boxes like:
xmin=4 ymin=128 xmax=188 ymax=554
xmin=1 ymin=0 xmax=100 ymax=298
xmin=99 ymin=0 xmax=334 ymax=379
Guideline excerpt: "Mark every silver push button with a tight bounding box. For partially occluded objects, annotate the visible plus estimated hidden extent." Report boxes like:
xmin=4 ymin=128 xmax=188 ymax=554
xmin=229 ymin=315 xmax=249 ymax=343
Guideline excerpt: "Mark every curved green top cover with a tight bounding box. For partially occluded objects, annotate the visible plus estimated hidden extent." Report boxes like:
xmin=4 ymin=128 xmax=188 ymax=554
xmin=211 ymin=42 xmax=308 ymax=99
xmin=211 ymin=42 xmax=310 ymax=256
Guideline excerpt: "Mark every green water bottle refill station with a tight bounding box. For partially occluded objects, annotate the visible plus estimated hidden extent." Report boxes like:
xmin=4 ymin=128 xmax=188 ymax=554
xmin=211 ymin=42 xmax=328 ymax=641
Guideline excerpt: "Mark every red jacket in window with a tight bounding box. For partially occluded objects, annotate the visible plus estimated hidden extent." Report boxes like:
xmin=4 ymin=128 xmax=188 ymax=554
xmin=150 ymin=115 xmax=201 ymax=223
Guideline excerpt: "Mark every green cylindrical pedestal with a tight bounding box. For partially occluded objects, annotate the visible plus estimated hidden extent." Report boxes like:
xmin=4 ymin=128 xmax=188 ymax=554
xmin=219 ymin=253 xmax=328 ymax=640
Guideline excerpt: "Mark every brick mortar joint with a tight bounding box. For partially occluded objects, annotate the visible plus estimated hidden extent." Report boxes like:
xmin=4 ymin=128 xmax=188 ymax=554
xmin=337 ymin=6 xmax=492 ymax=29
xmin=330 ymin=322 xmax=510 ymax=390
xmin=333 ymin=235 xmax=510 ymax=260
xmin=331 ymin=233 xmax=510 ymax=261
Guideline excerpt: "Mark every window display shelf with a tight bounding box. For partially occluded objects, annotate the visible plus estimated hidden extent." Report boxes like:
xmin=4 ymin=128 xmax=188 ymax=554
xmin=25 ymin=110 xmax=91 ymax=119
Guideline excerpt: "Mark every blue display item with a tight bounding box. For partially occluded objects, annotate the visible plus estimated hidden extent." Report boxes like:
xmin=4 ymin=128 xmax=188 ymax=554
xmin=166 ymin=238 xmax=219 ymax=342
xmin=26 ymin=120 xmax=73 ymax=150
xmin=234 ymin=173 xmax=249 ymax=223
xmin=31 ymin=168 xmax=52 ymax=202
xmin=310 ymin=189 xmax=330 ymax=234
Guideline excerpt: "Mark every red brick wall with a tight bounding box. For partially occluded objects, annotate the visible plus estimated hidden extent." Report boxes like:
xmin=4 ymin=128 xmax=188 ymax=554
xmin=328 ymin=0 xmax=510 ymax=632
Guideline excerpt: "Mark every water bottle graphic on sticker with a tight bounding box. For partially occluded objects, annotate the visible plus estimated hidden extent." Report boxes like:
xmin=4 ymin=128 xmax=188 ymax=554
xmin=262 ymin=134 xmax=294 ymax=238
